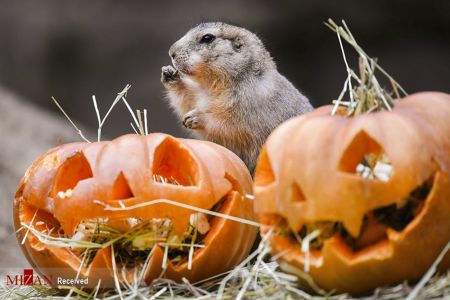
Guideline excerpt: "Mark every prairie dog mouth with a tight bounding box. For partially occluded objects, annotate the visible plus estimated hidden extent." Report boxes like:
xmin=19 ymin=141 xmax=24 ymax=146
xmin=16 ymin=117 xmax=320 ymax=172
xmin=172 ymin=62 xmax=191 ymax=75
xmin=172 ymin=53 xmax=203 ymax=75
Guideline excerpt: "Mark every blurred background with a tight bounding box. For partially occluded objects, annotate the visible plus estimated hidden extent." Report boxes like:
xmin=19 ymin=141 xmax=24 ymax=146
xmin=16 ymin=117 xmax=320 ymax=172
xmin=1 ymin=0 xmax=449 ymax=137
xmin=0 ymin=0 xmax=449 ymax=269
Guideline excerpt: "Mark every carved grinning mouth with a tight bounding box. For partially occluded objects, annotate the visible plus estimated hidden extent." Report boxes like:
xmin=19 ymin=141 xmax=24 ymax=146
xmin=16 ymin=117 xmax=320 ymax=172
xmin=273 ymin=175 xmax=434 ymax=253
xmin=19 ymin=187 xmax=237 ymax=272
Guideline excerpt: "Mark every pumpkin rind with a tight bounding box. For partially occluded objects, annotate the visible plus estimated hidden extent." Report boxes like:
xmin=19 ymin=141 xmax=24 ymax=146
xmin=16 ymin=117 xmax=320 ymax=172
xmin=15 ymin=133 xmax=257 ymax=288
xmin=254 ymin=92 xmax=450 ymax=294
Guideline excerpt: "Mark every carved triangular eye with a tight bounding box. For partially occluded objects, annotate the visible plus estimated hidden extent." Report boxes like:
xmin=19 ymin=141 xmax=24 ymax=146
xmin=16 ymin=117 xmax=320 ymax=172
xmin=152 ymin=138 xmax=198 ymax=186
xmin=339 ymin=130 xmax=393 ymax=181
xmin=110 ymin=172 xmax=134 ymax=200
xmin=52 ymin=152 xmax=93 ymax=196
xmin=255 ymin=148 xmax=275 ymax=186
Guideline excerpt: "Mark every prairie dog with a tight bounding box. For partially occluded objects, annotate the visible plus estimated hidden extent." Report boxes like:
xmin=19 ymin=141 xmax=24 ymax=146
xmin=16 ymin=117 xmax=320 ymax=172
xmin=161 ymin=22 xmax=313 ymax=174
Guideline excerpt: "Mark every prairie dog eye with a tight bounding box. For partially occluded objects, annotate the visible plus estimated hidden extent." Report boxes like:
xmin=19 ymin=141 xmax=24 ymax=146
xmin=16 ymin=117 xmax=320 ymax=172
xmin=200 ymin=34 xmax=216 ymax=44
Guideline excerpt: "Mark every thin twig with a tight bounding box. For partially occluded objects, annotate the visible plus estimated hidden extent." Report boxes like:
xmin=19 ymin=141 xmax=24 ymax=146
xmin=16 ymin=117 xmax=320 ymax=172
xmin=406 ymin=241 xmax=450 ymax=300
xmin=51 ymin=96 xmax=91 ymax=143
xmin=94 ymin=199 xmax=262 ymax=228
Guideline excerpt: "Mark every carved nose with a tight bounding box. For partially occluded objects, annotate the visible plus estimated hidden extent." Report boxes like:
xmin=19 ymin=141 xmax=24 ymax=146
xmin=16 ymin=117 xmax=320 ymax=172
xmin=171 ymin=52 xmax=176 ymax=59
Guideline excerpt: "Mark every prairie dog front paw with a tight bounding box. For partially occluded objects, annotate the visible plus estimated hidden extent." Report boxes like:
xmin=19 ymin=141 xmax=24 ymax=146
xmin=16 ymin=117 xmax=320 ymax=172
xmin=161 ymin=65 xmax=180 ymax=86
xmin=182 ymin=110 xmax=204 ymax=130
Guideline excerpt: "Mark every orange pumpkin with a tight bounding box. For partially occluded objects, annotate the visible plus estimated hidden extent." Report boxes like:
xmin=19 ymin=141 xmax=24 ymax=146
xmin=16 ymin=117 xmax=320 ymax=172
xmin=254 ymin=92 xmax=450 ymax=294
xmin=15 ymin=133 xmax=257 ymax=288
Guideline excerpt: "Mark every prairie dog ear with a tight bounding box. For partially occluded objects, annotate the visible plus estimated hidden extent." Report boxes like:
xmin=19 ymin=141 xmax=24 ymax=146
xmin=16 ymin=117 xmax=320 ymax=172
xmin=232 ymin=37 xmax=243 ymax=51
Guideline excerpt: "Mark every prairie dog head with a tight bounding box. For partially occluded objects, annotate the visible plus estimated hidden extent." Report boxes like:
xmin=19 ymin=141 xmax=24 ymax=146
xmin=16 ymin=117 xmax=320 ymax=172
xmin=169 ymin=22 xmax=275 ymax=81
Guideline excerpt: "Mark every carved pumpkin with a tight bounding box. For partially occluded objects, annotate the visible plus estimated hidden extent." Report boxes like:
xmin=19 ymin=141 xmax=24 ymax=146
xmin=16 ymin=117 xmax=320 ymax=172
xmin=15 ymin=133 xmax=257 ymax=288
xmin=254 ymin=92 xmax=450 ymax=294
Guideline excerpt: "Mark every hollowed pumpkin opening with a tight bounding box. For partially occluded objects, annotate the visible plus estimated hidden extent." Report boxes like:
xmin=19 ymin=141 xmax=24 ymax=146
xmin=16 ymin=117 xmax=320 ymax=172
xmin=339 ymin=130 xmax=393 ymax=182
xmin=372 ymin=176 xmax=432 ymax=231
xmin=51 ymin=152 xmax=93 ymax=197
xmin=271 ymin=175 xmax=433 ymax=254
xmin=152 ymin=138 xmax=198 ymax=186
xmin=291 ymin=183 xmax=306 ymax=203
xmin=254 ymin=148 xmax=275 ymax=186
xmin=21 ymin=202 xmax=62 ymax=235
xmin=225 ymin=172 xmax=243 ymax=194
xmin=110 ymin=172 xmax=134 ymax=200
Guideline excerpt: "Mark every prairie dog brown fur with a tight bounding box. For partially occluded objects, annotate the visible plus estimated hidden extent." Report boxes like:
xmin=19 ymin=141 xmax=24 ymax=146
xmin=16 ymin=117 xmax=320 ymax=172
xmin=161 ymin=22 xmax=313 ymax=173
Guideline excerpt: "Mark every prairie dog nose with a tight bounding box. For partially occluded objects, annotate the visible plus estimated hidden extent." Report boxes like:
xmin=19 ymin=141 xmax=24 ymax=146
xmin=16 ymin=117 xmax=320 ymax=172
xmin=168 ymin=43 xmax=179 ymax=59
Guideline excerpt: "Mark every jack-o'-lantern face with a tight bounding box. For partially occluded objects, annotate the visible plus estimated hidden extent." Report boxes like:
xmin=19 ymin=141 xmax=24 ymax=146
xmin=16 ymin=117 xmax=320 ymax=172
xmin=15 ymin=133 xmax=257 ymax=288
xmin=254 ymin=92 xmax=450 ymax=294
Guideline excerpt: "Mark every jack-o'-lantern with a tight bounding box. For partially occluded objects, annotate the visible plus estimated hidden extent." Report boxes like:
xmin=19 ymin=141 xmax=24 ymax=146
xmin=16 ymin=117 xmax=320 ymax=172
xmin=254 ymin=20 xmax=450 ymax=295
xmin=15 ymin=133 xmax=257 ymax=289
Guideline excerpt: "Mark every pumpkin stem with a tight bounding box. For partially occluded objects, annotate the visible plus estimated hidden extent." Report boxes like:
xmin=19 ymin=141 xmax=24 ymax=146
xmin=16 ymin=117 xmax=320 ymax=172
xmin=326 ymin=19 xmax=408 ymax=116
